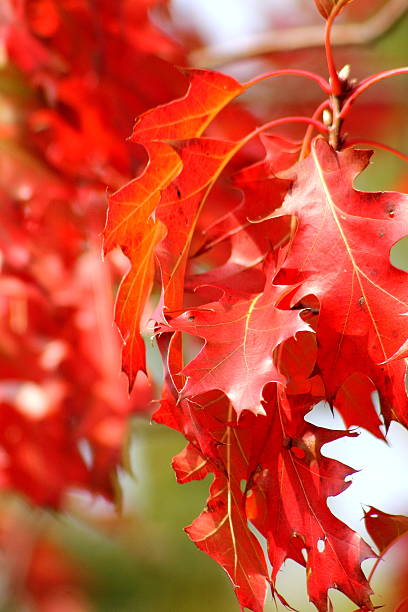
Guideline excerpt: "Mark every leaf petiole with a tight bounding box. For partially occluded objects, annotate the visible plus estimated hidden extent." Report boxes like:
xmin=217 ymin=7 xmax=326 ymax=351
xmin=299 ymin=99 xmax=333 ymax=160
xmin=242 ymin=116 xmax=329 ymax=149
xmin=340 ymin=67 xmax=408 ymax=119
xmin=243 ymin=69 xmax=331 ymax=94
xmin=344 ymin=139 xmax=408 ymax=163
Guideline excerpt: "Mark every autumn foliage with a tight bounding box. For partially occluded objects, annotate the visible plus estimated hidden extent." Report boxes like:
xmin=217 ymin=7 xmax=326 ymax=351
xmin=1 ymin=0 xmax=408 ymax=610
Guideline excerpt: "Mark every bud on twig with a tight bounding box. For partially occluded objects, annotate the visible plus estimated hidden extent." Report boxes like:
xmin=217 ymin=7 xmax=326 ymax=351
xmin=338 ymin=64 xmax=351 ymax=81
xmin=323 ymin=109 xmax=333 ymax=126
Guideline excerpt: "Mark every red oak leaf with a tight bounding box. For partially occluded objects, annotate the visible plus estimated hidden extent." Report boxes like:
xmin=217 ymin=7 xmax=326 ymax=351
xmin=247 ymin=386 xmax=374 ymax=611
xmin=274 ymin=138 xmax=408 ymax=425
xmin=130 ymin=69 xmax=244 ymax=143
xmin=105 ymin=70 xmax=245 ymax=387
xmin=189 ymin=174 xmax=292 ymax=293
xmin=364 ymin=506 xmax=408 ymax=554
xmin=317 ymin=328 xmax=407 ymax=432
xmin=277 ymin=138 xmax=408 ymax=363
xmin=183 ymin=134 xmax=298 ymax=295
xmin=163 ymin=381 xmax=373 ymax=612
xmin=172 ymin=395 xmax=269 ymax=612
xmin=156 ymin=138 xmax=238 ymax=312
xmin=334 ymin=373 xmax=383 ymax=438
xmin=163 ymin=263 xmax=310 ymax=416
xmin=154 ymin=383 xmax=271 ymax=612
xmin=105 ymin=143 xmax=180 ymax=385
xmin=185 ymin=465 xmax=268 ymax=612
xmin=233 ymin=134 xmax=300 ymax=183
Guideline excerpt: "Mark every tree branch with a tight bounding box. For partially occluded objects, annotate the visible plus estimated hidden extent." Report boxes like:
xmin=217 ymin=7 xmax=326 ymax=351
xmin=189 ymin=0 xmax=408 ymax=68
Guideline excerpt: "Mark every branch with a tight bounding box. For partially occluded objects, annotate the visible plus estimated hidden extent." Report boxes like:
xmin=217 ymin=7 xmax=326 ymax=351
xmin=189 ymin=0 xmax=408 ymax=67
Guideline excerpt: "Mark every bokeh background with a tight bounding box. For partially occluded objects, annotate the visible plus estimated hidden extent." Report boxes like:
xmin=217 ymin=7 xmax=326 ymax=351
xmin=0 ymin=0 xmax=407 ymax=610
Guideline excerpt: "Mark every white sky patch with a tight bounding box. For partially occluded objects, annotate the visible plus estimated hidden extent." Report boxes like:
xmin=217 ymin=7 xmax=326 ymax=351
xmin=170 ymin=0 xmax=301 ymax=46
xmin=306 ymin=403 xmax=408 ymax=545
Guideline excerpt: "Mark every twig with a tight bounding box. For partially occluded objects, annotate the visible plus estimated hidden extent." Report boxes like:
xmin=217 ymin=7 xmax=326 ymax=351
xmin=340 ymin=67 xmax=408 ymax=118
xmin=324 ymin=0 xmax=351 ymax=96
xmin=189 ymin=0 xmax=408 ymax=67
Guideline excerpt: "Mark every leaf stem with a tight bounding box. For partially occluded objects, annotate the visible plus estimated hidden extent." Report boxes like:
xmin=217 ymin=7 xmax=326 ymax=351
xmin=344 ymin=139 xmax=408 ymax=163
xmin=244 ymin=69 xmax=331 ymax=94
xmin=340 ymin=67 xmax=408 ymax=119
xmin=299 ymin=100 xmax=332 ymax=160
xmin=243 ymin=116 xmax=328 ymax=148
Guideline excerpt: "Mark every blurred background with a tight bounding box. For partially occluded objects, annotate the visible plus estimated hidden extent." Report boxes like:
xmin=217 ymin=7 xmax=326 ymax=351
xmin=0 ymin=0 xmax=407 ymax=610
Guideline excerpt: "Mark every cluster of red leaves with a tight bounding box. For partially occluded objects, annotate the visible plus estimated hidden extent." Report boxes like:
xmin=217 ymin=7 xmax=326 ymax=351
xmin=104 ymin=10 xmax=408 ymax=611
xmin=0 ymin=0 xmax=187 ymax=508
xmin=1 ymin=0 xmax=407 ymax=611
xmin=0 ymin=502 xmax=90 ymax=611
xmin=0 ymin=1 xmax=186 ymax=603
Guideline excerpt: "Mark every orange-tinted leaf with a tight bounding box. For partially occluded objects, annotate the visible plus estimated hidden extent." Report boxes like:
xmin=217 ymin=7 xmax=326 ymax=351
xmin=104 ymin=143 xmax=181 ymax=385
xmin=156 ymin=138 xmax=238 ymax=312
xmin=131 ymin=69 xmax=244 ymax=142
xmin=106 ymin=70 xmax=245 ymax=386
